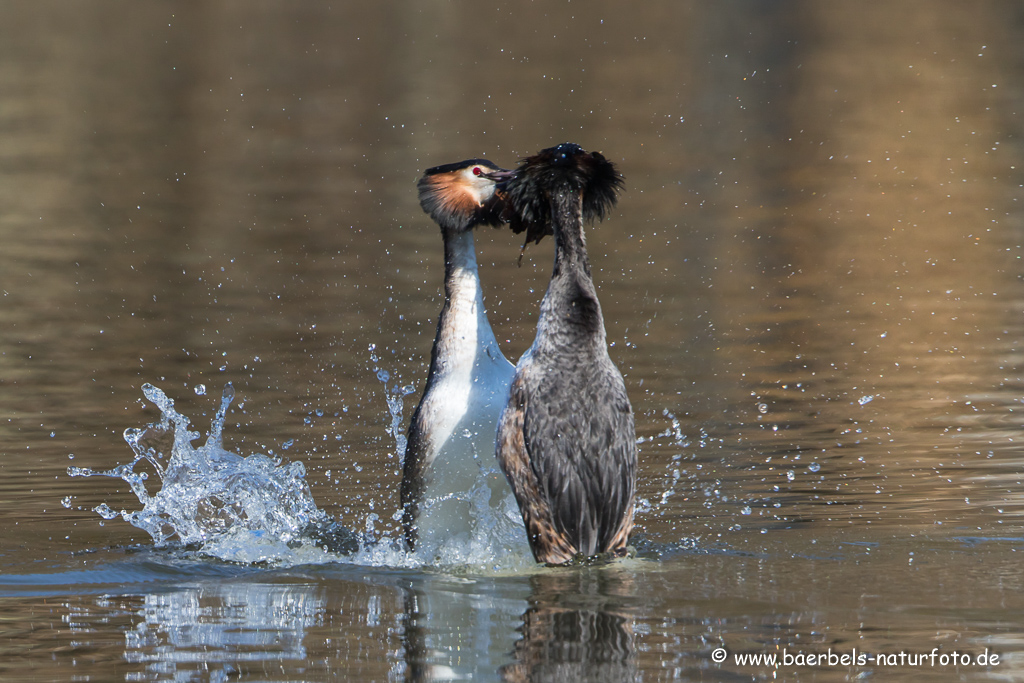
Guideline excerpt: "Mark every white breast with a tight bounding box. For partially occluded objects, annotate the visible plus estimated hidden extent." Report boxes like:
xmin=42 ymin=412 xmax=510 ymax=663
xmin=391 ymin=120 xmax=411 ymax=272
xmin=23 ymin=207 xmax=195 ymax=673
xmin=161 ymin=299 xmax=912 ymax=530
xmin=408 ymin=233 xmax=528 ymax=559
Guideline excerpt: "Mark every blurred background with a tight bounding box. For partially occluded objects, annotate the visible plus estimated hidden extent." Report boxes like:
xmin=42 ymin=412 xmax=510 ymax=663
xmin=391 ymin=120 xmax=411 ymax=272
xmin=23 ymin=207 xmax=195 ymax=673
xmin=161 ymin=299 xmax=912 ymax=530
xmin=1 ymin=2 xmax=1023 ymax=680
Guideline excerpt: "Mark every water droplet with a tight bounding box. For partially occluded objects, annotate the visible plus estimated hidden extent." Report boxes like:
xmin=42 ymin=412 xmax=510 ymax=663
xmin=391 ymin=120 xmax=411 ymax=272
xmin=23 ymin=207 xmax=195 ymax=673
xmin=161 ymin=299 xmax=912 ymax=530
xmin=858 ymin=394 xmax=874 ymax=405
xmin=757 ymin=403 xmax=768 ymax=414
xmin=808 ymin=462 xmax=821 ymax=473
xmin=194 ymin=384 xmax=206 ymax=396
xmin=786 ymin=470 xmax=796 ymax=481
xmin=93 ymin=503 xmax=119 ymax=520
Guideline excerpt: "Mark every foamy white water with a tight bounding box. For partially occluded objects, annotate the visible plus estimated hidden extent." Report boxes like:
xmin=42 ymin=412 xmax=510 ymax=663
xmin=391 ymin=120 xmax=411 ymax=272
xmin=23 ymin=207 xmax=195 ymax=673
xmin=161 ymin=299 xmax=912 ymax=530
xmin=70 ymin=381 xmax=539 ymax=572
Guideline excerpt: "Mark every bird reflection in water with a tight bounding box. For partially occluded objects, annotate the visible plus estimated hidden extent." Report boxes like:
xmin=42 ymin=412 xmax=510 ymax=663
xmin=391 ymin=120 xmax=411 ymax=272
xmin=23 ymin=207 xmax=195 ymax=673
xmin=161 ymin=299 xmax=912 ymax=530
xmin=500 ymin=568 xmax=637 ymax=683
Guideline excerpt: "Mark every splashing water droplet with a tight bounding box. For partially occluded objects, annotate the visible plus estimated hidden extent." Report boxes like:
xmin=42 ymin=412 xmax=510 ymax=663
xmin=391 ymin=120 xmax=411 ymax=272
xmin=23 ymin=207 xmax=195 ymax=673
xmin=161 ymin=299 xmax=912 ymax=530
xmin=373 ymin=362 xmax=411 ymax=464
xmin=93 ymin=503 xmax=119 ymax=520
xmin=71 ymin=374 xmax=536 ymax=573
xmin=71 ymin=384 xmax=342 ymax=560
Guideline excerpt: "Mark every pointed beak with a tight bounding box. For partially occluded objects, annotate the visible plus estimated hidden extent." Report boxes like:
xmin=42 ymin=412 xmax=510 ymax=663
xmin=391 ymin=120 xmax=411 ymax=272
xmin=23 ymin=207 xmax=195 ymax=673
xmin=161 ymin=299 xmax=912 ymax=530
xmin=482 ymin=168 xmax=517 ymax=183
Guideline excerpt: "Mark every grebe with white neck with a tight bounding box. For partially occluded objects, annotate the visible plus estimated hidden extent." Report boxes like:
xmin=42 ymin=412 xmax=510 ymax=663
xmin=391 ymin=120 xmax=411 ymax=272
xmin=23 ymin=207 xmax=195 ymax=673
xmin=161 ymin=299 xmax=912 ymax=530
xmin=400 ymin=158 xmax=528 ymax=558
xmin=496 ymin=143 xmax=636 ymax=565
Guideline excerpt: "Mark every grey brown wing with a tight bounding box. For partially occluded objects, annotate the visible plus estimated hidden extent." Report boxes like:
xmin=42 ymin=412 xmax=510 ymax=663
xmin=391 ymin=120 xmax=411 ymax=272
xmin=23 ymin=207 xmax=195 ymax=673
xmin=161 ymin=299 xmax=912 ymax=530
xmin=590 ymin=384 xmax=637 ymax=551
xmin=496 ymin=373 xmax=577 ymax=563
xmin=521 ymin=370 xmax=636 ymax=556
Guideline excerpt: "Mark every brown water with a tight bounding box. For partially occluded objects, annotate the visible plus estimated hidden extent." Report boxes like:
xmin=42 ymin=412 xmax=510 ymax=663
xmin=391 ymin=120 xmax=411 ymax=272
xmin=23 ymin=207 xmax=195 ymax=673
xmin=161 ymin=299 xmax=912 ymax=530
xmin=2 ymin=2 xmax=1024 ymax=681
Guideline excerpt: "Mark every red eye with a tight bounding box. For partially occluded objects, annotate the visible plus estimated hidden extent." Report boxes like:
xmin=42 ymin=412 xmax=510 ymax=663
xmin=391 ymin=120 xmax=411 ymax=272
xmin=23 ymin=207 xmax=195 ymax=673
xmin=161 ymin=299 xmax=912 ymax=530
xmin=472 ymin=167 xmax=483 ymax=176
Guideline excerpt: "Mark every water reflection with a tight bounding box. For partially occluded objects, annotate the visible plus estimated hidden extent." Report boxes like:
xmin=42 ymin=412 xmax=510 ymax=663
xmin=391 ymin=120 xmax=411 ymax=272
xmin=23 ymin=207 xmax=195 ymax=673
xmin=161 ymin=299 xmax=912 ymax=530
xmin=123 ymin=583 xmax=321 ymax=679
xmin=0 ymin=562 xmax=642 ymax=681
xmin=400 ymin=574 xmax=527 ymax=681
xmin=397 ymin=565 xmax=644 ymax=682
xmin=3 ymin=534 xmax=1024 ymax=680
xmin=0 ymin=566 xmax=407 ymax=681
xmin=500 ymin=568 xmax=638 ymax=683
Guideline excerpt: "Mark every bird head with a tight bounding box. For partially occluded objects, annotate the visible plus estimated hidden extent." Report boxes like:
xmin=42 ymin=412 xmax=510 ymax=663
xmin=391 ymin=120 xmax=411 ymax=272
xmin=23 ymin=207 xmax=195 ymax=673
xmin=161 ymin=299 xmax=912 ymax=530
xmin=501 ymin=143 xmax=624 ymax=249
xmin=417 ymin=158 xmax=513 ymax=233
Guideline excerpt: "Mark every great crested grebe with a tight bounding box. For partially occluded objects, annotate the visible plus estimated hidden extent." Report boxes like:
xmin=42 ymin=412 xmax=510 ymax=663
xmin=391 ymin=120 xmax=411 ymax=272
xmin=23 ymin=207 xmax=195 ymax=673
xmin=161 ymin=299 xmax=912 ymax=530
xmin=400 ymin=158 xmax=519 ymax=552
xmin=496 ymin=143 xmax=636 ymax=564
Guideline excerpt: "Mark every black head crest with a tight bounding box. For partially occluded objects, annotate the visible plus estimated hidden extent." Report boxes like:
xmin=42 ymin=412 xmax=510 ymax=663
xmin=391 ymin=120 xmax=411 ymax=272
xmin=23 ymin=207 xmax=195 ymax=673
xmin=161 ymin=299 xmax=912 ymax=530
xmin=502 ymin=143 xmax=624 ymax=248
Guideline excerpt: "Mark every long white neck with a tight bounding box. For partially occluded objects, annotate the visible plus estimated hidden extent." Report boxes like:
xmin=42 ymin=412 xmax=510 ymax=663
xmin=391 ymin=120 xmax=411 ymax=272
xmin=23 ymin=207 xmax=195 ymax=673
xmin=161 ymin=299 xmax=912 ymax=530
xmin=409 ymin=228 xmax=521 ymax=555
xmin=434 ymin=230 xmax=504 ymax=371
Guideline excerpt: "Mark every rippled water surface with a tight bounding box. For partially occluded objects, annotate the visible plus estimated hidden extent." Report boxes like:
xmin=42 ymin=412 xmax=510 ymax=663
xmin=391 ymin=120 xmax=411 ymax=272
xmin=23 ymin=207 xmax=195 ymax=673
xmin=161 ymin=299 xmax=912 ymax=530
xmin=3 ymin=2 xmax=1024 ymax=681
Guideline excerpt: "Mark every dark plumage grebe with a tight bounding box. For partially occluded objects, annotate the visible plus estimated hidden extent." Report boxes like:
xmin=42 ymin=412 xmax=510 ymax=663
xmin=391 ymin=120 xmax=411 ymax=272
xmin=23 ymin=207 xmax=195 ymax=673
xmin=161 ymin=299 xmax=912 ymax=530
xmin=400 ymin=158 xmax=519 ymax=552
xmin=496 ymin=143 xmax=636 ymax=564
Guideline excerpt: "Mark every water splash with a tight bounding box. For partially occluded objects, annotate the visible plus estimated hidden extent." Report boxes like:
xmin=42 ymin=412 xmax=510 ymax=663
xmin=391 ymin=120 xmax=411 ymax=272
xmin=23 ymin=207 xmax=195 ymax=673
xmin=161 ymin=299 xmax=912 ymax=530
xmin=69 ymin=383 xmax=354 ymax=563
xmin=636 ymin=409 xmax=694 ymax=513
xmin=69 ymin=379 xmax=537 ymax=573
xmin=368 ymin=342 xmax=416 ymax=466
